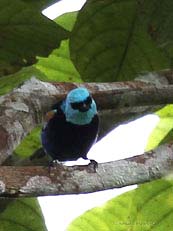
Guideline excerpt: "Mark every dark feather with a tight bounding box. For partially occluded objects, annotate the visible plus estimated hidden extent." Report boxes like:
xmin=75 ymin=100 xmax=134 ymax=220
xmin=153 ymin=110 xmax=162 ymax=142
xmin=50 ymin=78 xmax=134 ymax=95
xmin=41 ymin=101 xmax=99 ymax=161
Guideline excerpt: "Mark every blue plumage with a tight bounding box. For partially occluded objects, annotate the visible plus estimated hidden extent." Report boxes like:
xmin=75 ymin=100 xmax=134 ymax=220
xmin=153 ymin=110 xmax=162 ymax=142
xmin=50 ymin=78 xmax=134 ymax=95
xmin=67 ymin=87 xmax=90 ymax=103
xmin=61 ymin=87 xmax=97 ymax=125
xmin=41 ymin=87 xmax=99 ymax=162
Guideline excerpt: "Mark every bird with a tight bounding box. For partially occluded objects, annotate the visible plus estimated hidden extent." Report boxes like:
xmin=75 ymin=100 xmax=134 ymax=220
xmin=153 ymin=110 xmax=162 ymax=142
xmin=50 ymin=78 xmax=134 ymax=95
xmin=41 ymin=87 xmax=99 ymax=164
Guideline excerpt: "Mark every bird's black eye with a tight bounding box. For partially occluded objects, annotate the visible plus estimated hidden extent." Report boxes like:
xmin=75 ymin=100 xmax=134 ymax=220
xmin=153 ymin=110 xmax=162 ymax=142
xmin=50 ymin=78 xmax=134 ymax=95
xmin=71 ymin=102 xmax=83 ymax=110
xmin=70 ymin=96 xmax=92 ymax=110
xmin=85 ymin=96 xmax=92 ymax=105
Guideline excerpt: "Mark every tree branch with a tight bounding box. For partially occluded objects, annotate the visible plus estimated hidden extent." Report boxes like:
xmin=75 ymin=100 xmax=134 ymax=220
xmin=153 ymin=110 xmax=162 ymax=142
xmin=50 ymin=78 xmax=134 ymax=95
xmin=0 ymin=143 xmax=172 ymax=197
xmin=1 ymin=74 xmax=173 ymax=163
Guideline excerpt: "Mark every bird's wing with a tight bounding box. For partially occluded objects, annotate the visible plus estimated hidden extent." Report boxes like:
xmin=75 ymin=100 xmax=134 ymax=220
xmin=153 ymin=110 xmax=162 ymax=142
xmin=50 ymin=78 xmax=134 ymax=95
xmin=42 ymin=100 xmax=65 ymax=129
xmin=92 ymin=114 xmax=99 ymax=144
xmin=45 ymin=109 xmax=57 ymax=122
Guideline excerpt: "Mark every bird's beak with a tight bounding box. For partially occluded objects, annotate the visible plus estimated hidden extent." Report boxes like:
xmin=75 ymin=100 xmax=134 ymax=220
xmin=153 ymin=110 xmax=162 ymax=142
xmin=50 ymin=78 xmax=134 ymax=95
xmin=79 ymin=103 xmax=90 ymax=112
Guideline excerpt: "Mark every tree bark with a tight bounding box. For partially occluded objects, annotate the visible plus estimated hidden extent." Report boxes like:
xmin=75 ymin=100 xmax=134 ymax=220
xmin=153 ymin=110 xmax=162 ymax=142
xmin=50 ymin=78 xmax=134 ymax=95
xmin=1 ymin=76 xmax=173 ymax=163
xmin=1 ymin=71 xmax=173 ymax=197
xmin=0 ymin=143 xmax=172 ymax=197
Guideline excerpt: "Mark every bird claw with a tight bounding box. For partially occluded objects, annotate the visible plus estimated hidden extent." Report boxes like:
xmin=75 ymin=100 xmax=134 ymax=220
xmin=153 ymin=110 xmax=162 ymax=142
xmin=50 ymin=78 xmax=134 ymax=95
xmin=87 ymin=159 xmax=98 ymax=173
xmin=48 ymin=160 xmax=64 ymax=175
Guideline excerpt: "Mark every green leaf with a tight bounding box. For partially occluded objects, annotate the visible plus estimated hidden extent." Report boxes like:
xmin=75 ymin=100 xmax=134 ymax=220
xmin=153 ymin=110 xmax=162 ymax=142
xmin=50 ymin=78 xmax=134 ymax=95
xmin=14 ymin=126 xmax=42 ymax=158
xmin=146 ymin=105 xmax=173 ymax=150
xmin=0 ymin=198 xmax=47 ymax=231
xmin=36 ymin=40 xmax=81 ymax=82
xmin=70 ymin=0 xmax=171 ymax=82
xmin=68 ymin=178 xmax=173 ymax=231
xmin=22 ymin=0 xmax=60 ymax=11
xmin=0 ymin=66 xmax=46 ymax=96
xmin=0 ymin=0 xmax=69 ymax=76
xmin=55 ymin=11 xmax=78 ymax=31
xmin=36 ymin=12 xmax=81 ymax=82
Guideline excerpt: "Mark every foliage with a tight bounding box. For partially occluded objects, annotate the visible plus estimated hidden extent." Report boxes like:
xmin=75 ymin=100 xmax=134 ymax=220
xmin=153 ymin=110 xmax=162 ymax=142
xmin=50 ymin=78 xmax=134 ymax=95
xmin=68 ymin=178 xmax=173 ymax=231
xmin=1 ymin=0 xmax=173 ymax=231
xmin=0 ymin=0 xmax=68 ymax=76
xmin=0 ymin=66 xmax=47 ymax=96
xmin=15 ymin=126 xmax=42 ymax=158
xmin=0 ymin=198 xmax=47 ymax=231
xmin=146 ymin=105 xmax=173 ymax=150
xmin=70 ymin=0 xmax=173 ymax=82
xmin=36 ymin=12 xmax=81 ymax=82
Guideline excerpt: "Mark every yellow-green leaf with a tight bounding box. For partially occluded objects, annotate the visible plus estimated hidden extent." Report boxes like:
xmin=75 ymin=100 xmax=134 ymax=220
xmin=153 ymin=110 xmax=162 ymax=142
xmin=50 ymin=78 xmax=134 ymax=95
xmin=146 ymin=105 xmax=173 ymax=150
xmin=68 ymin=178 xmax=173 ymax=231
xmin=36 ymin=11 xmax=81 ymax=82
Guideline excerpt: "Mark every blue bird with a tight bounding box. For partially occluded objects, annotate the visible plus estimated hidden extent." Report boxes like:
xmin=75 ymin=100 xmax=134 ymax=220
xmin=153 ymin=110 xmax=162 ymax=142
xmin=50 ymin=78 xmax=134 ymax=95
xmin=41 ymin=87 xmax=99 ymax=163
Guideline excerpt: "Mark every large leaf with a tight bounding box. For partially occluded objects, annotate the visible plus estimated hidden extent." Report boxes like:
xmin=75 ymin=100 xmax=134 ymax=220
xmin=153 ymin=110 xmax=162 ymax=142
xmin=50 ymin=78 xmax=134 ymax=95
xmin=0 ymin=0 xmax=69 ymax=76
xmin=22 ymin=0 xmax=60 ymax=10
xmin=36 ymin=40 xmax=81 ymax=82
xmin=70 ymin=0 xmax=172 ymax=82
xmin=36 ymin=12 xmax=81 ymax=82
xmin=146 ymin=105 xmax=173 ymax=150
xmin=0 ymin=198 xmax=47 ymax=231
xmin=68 ymin=178 xmax=173 ymax=231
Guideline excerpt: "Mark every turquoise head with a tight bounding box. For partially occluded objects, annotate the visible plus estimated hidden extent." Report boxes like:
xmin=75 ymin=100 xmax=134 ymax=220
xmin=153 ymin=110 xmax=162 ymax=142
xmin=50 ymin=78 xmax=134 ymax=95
xmin=61 ymin=87 xmax=97 ymax=125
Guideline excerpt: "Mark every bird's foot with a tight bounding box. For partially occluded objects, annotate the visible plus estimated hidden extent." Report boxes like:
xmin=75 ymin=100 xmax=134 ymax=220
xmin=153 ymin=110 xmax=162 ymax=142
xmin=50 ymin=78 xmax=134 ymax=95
xmin=48 ymin=160 xmax=64 ymax=175
xmin=49 ymin=159 xmax=63 ymax=167
xmin=87 ymin=159 xmax=98 ymax=173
